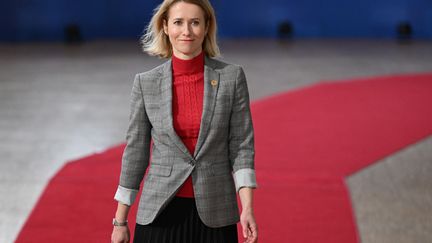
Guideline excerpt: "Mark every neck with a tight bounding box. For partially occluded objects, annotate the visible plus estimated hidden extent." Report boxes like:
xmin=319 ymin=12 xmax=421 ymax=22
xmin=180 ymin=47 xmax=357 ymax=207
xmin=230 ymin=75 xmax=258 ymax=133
xmin=172 ymin=50 xmax=204 ymax=74
xmin=173 ymin=48 xmax=203 ymax=60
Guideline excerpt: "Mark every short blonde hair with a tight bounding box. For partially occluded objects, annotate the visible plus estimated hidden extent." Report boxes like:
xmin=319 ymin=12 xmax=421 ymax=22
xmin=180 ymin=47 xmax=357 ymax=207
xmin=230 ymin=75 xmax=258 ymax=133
xmin=141 ymin=0 xmax=220 ymax=58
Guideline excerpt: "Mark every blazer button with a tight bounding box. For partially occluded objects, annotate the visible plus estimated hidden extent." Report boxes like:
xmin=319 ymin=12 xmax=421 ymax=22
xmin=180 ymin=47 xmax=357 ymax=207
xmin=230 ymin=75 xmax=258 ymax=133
xmin=211 ymin=80 xmax=218 ymax=86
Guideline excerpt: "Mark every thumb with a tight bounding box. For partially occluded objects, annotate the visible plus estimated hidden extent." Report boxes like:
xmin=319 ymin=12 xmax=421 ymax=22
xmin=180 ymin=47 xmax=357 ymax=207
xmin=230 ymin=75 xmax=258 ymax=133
xmin=243 ymin=222 xmax=248 ymax=238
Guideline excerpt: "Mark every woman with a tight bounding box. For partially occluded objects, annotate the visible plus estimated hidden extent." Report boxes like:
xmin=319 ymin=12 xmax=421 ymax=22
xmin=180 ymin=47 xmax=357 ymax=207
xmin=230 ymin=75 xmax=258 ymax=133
xmin=111 ymin=0 xmax=258 ymax=242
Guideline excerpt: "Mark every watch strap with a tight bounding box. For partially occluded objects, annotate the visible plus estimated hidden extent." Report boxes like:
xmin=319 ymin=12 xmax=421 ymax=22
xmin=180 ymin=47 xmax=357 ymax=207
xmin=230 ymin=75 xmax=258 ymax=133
xmin=112 ymin=218 xmax=128 ymax=226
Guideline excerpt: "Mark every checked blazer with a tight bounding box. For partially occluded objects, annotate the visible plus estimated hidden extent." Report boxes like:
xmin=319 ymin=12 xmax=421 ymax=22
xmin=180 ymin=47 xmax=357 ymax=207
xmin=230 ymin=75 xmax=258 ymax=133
xmin=114 ymin=56 xmax=258 ymax=228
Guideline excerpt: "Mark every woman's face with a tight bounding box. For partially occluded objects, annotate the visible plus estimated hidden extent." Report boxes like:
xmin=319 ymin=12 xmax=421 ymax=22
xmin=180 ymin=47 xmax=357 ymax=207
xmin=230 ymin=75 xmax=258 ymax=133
xmin=164 ymin=2 xmax=207 ymax=60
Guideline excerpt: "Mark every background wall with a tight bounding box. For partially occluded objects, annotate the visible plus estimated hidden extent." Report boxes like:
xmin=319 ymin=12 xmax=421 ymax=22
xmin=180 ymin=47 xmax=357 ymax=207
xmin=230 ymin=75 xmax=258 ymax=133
xmin=0 ymin=0 xmax=431 ymax=41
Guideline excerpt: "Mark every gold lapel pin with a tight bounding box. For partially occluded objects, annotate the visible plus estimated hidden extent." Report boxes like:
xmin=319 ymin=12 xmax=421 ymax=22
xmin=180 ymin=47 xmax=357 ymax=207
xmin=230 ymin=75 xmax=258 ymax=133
xmin=211 ymin=80 xmax=218 ymax=86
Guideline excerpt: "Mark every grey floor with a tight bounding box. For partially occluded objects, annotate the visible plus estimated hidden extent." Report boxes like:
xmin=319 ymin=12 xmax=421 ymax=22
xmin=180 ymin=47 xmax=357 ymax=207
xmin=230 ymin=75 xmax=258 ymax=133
xmin=1 ymin=39 xmax=431 ymax=243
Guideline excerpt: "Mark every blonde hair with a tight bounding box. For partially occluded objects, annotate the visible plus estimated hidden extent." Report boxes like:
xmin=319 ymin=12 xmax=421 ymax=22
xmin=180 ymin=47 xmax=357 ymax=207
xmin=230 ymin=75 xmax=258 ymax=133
xmin=141 ymin=0 xmax=220 ymax=58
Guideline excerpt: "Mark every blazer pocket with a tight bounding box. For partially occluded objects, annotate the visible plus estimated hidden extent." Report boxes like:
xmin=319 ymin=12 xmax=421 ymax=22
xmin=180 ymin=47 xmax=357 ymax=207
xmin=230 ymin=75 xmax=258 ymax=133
xmin=211 ymin=163 xmax=231 ymax=176
xmin=149 ymin=163 xmax=172 ymax=177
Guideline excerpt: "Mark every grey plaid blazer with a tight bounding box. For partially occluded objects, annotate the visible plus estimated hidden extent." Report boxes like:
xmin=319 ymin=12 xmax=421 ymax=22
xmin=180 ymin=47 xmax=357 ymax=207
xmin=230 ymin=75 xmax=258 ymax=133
xmin=114 ymin=56 xmax=257 ymax=228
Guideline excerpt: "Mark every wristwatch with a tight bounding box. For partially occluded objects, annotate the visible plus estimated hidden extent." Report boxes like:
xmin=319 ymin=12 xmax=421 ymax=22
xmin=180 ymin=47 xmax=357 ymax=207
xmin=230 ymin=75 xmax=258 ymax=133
xmin=112 ymin=218 xmax=128 ymax=226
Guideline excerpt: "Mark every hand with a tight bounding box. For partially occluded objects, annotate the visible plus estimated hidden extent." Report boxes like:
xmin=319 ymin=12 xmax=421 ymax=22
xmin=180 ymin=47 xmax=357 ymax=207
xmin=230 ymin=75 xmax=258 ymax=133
xmin=111 ymin=225 xmax=130 ymax=243
xmin=240 ymin=208 xmax=258 ymax=243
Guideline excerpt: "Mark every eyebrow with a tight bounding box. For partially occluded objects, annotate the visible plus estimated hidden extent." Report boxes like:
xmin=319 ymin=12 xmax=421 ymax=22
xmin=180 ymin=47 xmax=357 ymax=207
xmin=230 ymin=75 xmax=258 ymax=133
xmin=172 ymin=17 xmax=201 ymax=21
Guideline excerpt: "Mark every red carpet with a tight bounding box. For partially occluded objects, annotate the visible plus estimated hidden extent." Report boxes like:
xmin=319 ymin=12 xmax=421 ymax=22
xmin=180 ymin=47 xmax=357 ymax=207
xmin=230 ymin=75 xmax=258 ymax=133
xmin=16 ymin=73 xmax=432 ymax=242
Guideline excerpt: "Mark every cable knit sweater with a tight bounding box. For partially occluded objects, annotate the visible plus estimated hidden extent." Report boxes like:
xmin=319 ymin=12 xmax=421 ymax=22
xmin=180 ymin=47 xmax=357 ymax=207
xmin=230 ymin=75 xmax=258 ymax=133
xmin=172 ymin=51 xmax=205 ymax=198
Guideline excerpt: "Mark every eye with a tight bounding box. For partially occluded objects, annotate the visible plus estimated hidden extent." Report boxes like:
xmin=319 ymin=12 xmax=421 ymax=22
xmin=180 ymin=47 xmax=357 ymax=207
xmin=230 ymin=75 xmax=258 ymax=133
xmin=173 ymin=20 xmax=182 ymax=25
xmin=191 ymin=20 xmax=200 ymax=26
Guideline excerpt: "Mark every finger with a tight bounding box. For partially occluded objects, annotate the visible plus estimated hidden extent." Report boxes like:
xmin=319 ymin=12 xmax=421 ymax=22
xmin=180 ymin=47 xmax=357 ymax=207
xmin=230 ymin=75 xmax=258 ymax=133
xmin=252 ymin=233 xmax=258 ymax=243
xmin=244 ymin=228 xmax=252 ymax=243
xmin=247 ymin=225 xmax=256 ymax=242
xmin=246 ymin=227 xmax=252 ymax=239
xmin=252 ymin=225 xmax=258 ymax=237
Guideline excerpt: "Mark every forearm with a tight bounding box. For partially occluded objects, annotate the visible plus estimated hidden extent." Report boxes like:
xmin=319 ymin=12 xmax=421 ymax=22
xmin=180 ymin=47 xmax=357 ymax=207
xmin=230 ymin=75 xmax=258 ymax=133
xmin=115 ymin=202 xmax=131 ymax=222
xmin=238 ymin=187 xmax=254 ymax=211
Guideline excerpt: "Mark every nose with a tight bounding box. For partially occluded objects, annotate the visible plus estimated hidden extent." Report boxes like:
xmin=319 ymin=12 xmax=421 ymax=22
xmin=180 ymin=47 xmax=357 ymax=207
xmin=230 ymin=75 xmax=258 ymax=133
xmin=182 ymin=24 xmax=192 ymax=36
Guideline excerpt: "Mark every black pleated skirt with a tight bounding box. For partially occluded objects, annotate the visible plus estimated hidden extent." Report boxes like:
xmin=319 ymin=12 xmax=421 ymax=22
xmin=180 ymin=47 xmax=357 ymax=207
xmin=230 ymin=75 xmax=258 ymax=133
xmin=133 ymin=196 xmax=238 ymax=243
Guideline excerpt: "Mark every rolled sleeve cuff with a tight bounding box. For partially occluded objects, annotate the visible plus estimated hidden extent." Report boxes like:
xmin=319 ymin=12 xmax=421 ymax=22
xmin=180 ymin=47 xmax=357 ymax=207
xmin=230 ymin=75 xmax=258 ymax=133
xmin=233 ymin=168 xmax=258 ymax=193
xmin=114 ymin=185 xmax=139 ymax=206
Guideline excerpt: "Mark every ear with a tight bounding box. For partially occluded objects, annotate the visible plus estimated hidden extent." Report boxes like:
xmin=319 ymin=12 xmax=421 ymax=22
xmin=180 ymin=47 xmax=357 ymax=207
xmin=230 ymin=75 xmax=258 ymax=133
xmin=205 ymin=22 xmax=209 ymax=35
xmin=163 ymin=19 xmax=168 ymax=35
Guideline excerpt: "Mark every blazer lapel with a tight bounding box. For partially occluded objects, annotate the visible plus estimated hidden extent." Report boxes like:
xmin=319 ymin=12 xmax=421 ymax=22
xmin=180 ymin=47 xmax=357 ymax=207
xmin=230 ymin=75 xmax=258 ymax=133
xmin=194 ymin=57 xmax=220 ymax=158
xmin=160 ymin=60 xmax=193 ymax=159
xmin=159 ymin=56 xmax=220 ymax=160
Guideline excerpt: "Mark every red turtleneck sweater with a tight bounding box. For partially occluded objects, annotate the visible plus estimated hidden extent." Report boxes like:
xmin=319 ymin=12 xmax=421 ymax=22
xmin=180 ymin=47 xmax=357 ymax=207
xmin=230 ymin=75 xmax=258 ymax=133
xmin=172 ymin=51 xmax=205 ymax=198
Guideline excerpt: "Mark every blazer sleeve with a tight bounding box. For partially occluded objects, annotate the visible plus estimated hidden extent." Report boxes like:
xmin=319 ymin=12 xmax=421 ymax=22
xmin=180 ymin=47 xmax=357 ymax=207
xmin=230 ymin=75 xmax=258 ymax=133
xmin=114 ymin=74 xmax=152 ymax=206
xmin=229 ymin=66 xmax=258 ymax=193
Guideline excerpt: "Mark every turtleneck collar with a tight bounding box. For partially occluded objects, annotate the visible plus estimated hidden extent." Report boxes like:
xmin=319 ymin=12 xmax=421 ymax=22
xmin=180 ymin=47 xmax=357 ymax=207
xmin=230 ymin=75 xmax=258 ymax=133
xmin=172 ymin=50 xmax=205 ymax=74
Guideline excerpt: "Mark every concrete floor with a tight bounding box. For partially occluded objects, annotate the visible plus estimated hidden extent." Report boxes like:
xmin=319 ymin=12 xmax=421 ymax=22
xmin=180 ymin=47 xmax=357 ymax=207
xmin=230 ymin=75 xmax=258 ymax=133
xmin=0 ymin=39 xmax=431 ymax=243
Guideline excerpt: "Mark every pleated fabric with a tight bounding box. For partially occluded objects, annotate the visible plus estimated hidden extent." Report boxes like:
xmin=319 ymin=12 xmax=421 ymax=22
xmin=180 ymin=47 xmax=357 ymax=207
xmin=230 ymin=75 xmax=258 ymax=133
xmin=133 ymin=196 xmax=238 ymax=243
